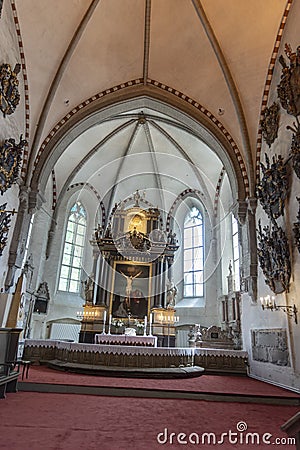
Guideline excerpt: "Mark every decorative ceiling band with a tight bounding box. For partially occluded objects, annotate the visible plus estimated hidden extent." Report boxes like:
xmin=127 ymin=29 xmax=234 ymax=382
xmin=166 ymin=189 xmax=205 ymax=232
xmin=255 ymin=0 xmax=293 ymax=183
xmin=67 ymin=182 xmax=106 ymax=227
xmin=51 ymin=169 xmax=57 ymax=211
xmin=214 ymin=167 xmax=226 ymax=218
xmin=10 ymin=0 xmax=30 ymax=179
xmin=32 ymin=79 xmax=249 ymax=196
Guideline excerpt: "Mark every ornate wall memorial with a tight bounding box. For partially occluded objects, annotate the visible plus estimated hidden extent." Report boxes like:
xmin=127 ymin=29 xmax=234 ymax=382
xmin=251 ymin=329 xmax=290 ymax=367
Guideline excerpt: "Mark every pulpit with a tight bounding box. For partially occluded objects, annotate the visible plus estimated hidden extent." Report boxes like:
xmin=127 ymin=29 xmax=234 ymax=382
xmin=78 ymin=191 xmax=179 ymax=345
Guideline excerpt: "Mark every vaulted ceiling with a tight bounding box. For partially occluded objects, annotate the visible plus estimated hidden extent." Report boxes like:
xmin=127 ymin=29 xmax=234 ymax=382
xmin=11 ymin=0 xmax=292 ymax=214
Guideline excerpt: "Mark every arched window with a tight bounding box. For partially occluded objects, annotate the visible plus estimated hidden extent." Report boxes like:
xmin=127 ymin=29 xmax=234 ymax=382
xmin=231 ymin=214 xmax=240 ymax=291
xmin=183 ymin=206 xmax=204 ymax=297
xmin=58 ymin=202 xmax=87 ymax=293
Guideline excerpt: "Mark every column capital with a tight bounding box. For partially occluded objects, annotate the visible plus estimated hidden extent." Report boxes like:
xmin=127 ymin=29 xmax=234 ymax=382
xmin=232 ymin=200 xmax=248 ymax=225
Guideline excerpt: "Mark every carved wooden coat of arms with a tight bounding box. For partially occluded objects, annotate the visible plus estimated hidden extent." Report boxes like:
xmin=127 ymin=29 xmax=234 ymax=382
xmin=0 ymin=135 xmax=27 ymax=195
xmin=0 ymin=203 xmax=11 ymax=257
xmin=256 ymin=153 xmax=288 ymax=219
xmin=257 ymin=220 xmax=291 ymax=294
xmin=293 ymin=197 xmax=300 ymax=253
xmin=286 ymin=119 xmax=300 ymax=179
xmin=261 ymin=102 xmax=280 ymax=147
xmin=277 ymin=44 xmax=300 ymax=117
xmin=0 ymin=63 xmax=21 ymax=117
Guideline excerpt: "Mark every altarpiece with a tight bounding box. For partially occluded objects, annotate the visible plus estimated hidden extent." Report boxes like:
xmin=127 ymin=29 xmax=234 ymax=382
xmin=78 ymin=193 xmax=179 ymax=346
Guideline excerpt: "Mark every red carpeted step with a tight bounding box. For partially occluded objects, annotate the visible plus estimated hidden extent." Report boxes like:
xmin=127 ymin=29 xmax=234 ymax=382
xmin=22 ymin=365 xmax=299 ymax=398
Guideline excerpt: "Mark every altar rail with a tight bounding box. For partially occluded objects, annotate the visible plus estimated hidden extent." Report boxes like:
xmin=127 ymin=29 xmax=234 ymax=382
xmin=23 ymin=340 xmax=248 ymax=374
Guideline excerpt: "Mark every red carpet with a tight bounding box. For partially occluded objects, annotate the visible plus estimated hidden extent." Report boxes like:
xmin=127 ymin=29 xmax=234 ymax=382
xmin=0 ymin=391 xmax=299 ymax=450
xmin=1 ymin=367 xmax=298 ymax=449
xmin=23 ymin=365 xmax=299 ymax=398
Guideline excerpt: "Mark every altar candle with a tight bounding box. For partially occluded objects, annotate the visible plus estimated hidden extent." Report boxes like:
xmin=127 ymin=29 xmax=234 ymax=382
xmin=148 ymin=313 xmax=152 ymax=335
xmin=102 ymin=310 xmax=107 ymax=334
xmin=108 ymin=313 xmax=112 ymax=335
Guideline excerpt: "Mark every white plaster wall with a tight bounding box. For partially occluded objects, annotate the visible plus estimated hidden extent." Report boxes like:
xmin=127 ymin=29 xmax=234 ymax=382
xmin=0 ymin=2 xmax=27 ymax=324
xmin=241 ymin=7 xmax=300 ymax=391
xmin=29 ymin=186 xmax=98 ymax=338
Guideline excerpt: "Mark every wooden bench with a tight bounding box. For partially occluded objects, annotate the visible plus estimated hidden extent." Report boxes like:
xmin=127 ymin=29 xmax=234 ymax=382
xmin=0 ymin=371 xmax=19 ymax=398
xmin=281 ymin=412 xmax=300 ymax=449
xmin=0 ymin=328 xmax=22 ymax=399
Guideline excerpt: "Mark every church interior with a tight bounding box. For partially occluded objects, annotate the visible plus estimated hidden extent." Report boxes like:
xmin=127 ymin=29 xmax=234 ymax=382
xmin=0 ymin=0 xmax=300 ymax=448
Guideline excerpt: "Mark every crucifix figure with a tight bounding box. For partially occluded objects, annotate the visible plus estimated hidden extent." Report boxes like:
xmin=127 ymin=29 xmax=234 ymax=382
xmin=120 ymin=269 xmax=142 ymax=299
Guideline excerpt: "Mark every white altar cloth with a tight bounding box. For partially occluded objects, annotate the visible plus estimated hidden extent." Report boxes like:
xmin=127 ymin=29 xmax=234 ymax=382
xmin=94 ymin=333 xmax=157 ymax=347
xmin=24 ymin=340 xmax=247 ymax=358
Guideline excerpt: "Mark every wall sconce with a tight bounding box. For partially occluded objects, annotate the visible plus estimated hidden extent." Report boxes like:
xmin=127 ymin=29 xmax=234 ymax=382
xmin=260 ymin=295 xmax=298 ymax=324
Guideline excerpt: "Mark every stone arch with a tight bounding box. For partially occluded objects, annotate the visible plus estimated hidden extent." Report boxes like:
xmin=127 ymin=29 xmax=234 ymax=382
xmin=29 ymin=85 xmax=249 ymax=208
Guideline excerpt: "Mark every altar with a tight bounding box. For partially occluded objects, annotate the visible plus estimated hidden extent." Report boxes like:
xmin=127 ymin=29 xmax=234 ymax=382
xmin=94 ymin=333 xmax=157 ymax=347
xmin=78 ymin=191 xmax=180 ymax=346
xmin=22 ymin=339 xmax=248 ymax=376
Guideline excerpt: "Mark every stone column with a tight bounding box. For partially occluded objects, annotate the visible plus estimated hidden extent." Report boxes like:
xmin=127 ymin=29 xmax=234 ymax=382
xmin=153 ymin=260 xmax=162 ymax=308
xmin=95 ymin=253 xmax=107 ymax=306
xmin=102 ymin=256 xmax=110 ymax=306
xmin=92 ymin=251 xmax=100 ymax=305
xmin=161 ymin=257 xmax=168 ymax=308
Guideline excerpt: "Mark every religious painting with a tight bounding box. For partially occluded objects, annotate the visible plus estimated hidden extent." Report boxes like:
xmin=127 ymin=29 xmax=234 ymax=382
xmin=110 ymin=262 xmax=151 ymax=320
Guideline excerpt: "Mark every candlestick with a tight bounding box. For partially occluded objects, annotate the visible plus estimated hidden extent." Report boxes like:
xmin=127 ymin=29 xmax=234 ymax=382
xmin=149 ymin=312 xmax=153 ymax=336
xmin=102 ymin=310 xmax=107 ymax=334
xmin=108 ymin=314 xmax=112 ymax=335
xmin=144 ymin=315 xmax=148 ymax=336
